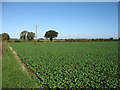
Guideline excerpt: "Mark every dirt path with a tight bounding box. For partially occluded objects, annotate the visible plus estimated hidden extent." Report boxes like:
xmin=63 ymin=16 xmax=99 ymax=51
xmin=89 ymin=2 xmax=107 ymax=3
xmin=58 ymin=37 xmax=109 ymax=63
xmin=8 ymin=43 xmax=41 ymax=85
xmin=8 ymin=43 xmax=28 ymax=73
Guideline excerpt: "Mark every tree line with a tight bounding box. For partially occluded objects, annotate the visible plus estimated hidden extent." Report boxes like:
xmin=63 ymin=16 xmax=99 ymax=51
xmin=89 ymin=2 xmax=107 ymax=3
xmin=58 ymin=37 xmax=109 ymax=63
xmin=0 ymin=30 xmax=120 ymax=42
xmin=0 ymin=30 xmax=58 ymax=42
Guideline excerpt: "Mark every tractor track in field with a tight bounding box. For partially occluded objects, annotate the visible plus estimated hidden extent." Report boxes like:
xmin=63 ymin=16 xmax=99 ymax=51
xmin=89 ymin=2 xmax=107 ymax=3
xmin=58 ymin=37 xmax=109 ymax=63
xmin=8 ymin=43 xmax=42 ymax=86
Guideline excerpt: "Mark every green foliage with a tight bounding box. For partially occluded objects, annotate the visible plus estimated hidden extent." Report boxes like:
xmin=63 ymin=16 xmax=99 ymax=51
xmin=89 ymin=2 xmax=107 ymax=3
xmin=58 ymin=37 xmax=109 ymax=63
xmin=27 ymin=32 xmax=35 ymax=40
xmin=2 ymin=45 xmax=38 ymax=88
xmin=1 ymin=33 xmax=10 ymax=41
xmin=44 ymin=30 xmax=58 ymax=41
xmin=10 ymin=42 xmax=119 ymax=88
xmin=20 ymin=31 xmax=35 ymax=40
xmin=20 ymin=30 xmax=28 ymax=40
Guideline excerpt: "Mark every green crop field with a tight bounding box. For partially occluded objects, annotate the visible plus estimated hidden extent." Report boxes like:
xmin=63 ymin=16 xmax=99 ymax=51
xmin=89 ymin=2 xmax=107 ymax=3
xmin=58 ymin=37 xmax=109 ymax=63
xmin=9 ymin=42 xmax=119 ymax=88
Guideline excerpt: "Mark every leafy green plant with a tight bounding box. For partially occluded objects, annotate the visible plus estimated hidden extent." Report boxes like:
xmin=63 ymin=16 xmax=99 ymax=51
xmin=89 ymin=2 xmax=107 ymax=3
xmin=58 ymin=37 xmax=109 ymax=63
xmin=10 ymin=42 xmax=119 ymax=88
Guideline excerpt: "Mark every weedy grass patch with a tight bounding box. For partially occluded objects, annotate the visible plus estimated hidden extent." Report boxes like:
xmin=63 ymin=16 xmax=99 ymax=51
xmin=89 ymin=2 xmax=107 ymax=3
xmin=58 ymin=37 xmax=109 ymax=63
xmin=2 ymin=44 xmax=38 ymax=88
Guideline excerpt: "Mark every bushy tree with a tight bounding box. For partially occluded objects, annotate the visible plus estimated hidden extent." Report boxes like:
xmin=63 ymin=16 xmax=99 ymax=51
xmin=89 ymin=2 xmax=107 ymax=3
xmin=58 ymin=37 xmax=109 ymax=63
xmin=44 ymin=30 xmax=58 ymax=41
xmin=1 ymin=33 xmax=10 ymax=41
xmin=20 ymin=31 xmax=35 ymax=40
xmin=27 ymin=32 xmax=35 ymax=40
xmin=110 ymin=37 xmax=113 ymax=40
xmin=20 ymin=30 xmax=28 ymax=40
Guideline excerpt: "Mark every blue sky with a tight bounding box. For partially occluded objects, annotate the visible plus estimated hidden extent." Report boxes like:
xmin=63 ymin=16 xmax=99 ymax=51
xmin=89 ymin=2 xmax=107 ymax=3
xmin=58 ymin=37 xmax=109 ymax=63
xmin=2 ymin=2 xmax=118 ymax=39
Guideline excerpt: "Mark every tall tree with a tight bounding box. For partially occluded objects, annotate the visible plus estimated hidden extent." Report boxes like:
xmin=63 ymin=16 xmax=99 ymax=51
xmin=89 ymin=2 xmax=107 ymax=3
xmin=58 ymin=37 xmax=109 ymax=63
xmin=20 ymin=30 xmax=28 ymax=40
xmin=27 ymin=32 xmax=35 ymax=40
xmin=1 ymin=33 xmax=10 ymax=41
xmin=20 ymin=31 xmax=35 ymax=40
xmin=44 ymin=30 xmax=58 ymax=41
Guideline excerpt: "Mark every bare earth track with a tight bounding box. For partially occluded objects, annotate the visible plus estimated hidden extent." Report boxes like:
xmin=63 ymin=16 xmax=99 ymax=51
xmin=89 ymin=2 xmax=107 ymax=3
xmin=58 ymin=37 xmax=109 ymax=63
xmin=8 ymin=43 xmax=27 ymax=72
xmin=8 ymin=43 xmax=41 ymax=85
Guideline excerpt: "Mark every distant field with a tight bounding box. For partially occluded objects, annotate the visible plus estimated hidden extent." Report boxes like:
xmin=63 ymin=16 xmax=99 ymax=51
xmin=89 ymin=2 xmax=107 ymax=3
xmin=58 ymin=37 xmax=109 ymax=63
xmin=9 ymin=42 xmax=119 ymax=88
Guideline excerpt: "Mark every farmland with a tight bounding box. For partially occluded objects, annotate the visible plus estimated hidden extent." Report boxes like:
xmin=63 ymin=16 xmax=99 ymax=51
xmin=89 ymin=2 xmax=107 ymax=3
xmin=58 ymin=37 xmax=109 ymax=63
xmin=9 ymin=41 xmax=119 ymax=88
xmin=2 ymin=42 xmax=38 ymax=88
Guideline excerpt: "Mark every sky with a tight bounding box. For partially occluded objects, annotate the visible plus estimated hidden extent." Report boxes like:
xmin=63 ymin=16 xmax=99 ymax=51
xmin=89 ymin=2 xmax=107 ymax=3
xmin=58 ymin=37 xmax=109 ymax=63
xmin=2 ymin=2 xmax=118 ymax=39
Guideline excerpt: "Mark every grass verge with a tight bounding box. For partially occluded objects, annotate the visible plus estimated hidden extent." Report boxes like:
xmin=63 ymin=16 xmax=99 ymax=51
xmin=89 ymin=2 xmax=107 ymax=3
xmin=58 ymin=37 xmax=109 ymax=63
xmin=2 ymin=44 xmax=38 ymax=88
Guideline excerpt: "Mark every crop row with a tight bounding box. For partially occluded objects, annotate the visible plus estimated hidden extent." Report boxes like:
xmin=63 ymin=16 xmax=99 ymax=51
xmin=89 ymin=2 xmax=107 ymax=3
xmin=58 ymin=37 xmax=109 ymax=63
xmin=10 ymin=42 xmax=119 ymax=88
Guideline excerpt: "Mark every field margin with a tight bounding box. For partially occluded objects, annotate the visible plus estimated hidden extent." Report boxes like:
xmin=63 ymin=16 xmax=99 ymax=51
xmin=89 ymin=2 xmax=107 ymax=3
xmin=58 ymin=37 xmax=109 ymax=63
xmin=8 ymin=43 xmax=41 ymax=88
